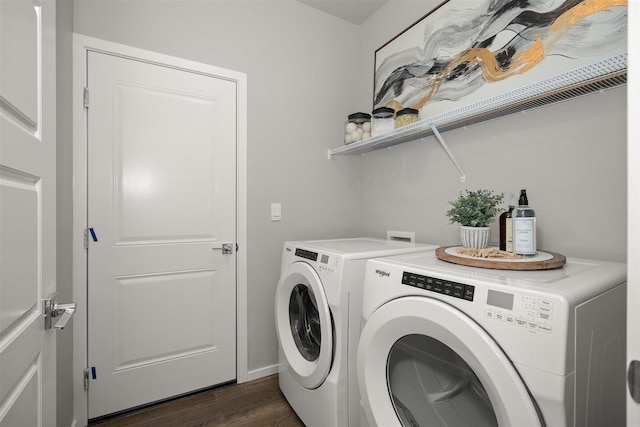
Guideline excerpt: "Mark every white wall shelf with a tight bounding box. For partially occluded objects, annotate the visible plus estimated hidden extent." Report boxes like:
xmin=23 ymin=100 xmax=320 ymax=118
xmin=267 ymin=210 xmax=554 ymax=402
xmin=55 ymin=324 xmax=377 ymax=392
xmin=328 ymin=54 xmax=627 ymax=181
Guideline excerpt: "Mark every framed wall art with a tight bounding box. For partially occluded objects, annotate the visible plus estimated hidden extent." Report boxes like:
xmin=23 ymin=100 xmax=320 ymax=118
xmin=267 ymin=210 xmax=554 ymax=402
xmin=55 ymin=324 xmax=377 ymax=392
xmin=373 ymin=0 xmax=628 ymax=117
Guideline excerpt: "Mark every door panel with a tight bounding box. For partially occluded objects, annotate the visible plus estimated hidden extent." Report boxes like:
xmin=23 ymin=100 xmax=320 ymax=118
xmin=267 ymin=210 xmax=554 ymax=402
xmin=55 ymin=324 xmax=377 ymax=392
xmin=113 ymin=270 xmax=221 ymax=369
xmin=0 ymin=0 xmax=56 ymax=425
xmin=0 ymin=176 xmax=38 ymax=331
xmin=0 ymin=0 xmax=38 ymax=128
xmin=114 ymin=82 xmax=223 ymax=244
xmin=0 ymin=364 xmax=39 ymax=427
xmin=87 ymin=51 xmax=237 ymax=418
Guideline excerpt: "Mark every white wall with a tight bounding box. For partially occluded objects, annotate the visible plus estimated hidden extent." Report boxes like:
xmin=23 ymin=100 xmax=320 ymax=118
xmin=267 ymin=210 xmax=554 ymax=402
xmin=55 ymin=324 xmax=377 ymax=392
xmin=72 ymin=0 xmax=363 ymax=375
xmin=357 ymin=0 xmax=627 ymax=262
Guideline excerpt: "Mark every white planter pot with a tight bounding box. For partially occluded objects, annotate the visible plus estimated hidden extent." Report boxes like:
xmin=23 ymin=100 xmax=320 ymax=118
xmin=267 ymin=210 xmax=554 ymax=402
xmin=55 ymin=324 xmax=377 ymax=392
xmin=460 ymin=226 xmax=491 ymax=249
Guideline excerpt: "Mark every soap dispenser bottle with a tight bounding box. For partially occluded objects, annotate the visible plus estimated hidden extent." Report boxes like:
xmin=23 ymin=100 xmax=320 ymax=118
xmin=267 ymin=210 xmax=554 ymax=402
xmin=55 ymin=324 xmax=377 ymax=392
xmin=512 ymin=189 xmax=536 ymax=256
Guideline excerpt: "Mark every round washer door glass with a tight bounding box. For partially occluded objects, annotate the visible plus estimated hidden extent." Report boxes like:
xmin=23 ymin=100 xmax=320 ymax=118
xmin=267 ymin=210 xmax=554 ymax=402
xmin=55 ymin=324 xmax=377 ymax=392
xmin=388 ymin=334 xmax=497 ymax=426
xmin=357 ymin=296 xmax=542 ymax=427
xmin=276 ymin=262 xmax=333 ymax=389
xmin=289 ymin=283 xmax=321 ymax=361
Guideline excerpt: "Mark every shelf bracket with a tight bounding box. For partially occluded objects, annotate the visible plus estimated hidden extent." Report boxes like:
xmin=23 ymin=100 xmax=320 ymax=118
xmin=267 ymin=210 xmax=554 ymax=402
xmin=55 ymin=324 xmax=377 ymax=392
xmin=429 ymin=123 xmax=466 ymax=182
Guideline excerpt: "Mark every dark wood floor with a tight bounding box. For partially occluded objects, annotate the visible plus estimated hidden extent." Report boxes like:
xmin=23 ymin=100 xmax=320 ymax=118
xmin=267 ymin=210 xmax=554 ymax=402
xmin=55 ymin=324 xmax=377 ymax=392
xmin=90 ymin=374 xmax=304 ymax=427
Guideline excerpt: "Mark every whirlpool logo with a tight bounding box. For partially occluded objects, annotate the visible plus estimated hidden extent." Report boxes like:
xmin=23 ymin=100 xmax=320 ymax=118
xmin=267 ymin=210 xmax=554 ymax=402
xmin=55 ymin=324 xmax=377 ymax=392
xmin=375 ymin=269 xmax=390 ymax=278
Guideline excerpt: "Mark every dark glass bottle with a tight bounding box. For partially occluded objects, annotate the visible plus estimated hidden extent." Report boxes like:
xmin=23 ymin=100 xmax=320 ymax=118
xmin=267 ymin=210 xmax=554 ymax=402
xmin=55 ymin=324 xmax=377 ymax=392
xmin=499 ymin=205 xmax=515 ymax=251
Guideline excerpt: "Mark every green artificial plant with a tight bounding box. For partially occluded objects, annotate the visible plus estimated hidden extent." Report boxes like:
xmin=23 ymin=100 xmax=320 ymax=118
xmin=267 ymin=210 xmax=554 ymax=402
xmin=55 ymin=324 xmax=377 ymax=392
xmin=446 ymin=189 xmax=505 ymax=227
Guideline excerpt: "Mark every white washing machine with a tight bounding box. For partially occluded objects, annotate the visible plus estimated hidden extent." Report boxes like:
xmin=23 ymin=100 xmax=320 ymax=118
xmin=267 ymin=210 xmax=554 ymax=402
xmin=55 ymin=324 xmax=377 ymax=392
xmin=357 ymin=251 xmax=626 ymax=427
xmin=275 ymin=238 xmax=439 ymax=427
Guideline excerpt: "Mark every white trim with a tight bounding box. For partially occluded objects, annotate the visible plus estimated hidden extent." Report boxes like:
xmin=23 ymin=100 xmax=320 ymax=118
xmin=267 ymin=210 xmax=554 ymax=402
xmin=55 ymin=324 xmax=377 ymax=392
xmin=627 ymin=1 xmax=639 ymax=422
xmin=72 ymin=34 xmax=248 ymax=425
xmin=246 ymin=364 xmax=280 ymax=382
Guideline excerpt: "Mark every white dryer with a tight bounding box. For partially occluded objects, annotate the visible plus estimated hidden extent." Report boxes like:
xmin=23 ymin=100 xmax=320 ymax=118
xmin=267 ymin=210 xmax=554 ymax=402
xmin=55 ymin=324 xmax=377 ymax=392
xmin=357 ymin=251 xmax=626 ymax=427
xmin=275 ymin=238 xmax=439 ymax=427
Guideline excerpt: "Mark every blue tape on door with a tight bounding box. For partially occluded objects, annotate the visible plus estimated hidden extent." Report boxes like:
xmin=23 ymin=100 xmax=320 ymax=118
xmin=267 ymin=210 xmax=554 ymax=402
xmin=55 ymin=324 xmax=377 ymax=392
xmin=91 ymin=366 xmax=97 ymax=379
xmin=89 ymin=228 xmax=98 ymax=242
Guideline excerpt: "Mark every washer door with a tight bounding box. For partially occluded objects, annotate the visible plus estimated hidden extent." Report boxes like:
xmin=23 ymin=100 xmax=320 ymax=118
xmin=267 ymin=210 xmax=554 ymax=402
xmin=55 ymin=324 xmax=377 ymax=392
xmin=276 ymin=261 xmax=333 ymax=389
xmin=357 ymin=296 xmax=543 ymax=427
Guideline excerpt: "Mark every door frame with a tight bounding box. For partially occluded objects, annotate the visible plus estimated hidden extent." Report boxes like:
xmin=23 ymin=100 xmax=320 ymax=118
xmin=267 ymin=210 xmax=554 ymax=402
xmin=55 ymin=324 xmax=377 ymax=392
xmin=71 ymin=34 xmax=248 ymax=425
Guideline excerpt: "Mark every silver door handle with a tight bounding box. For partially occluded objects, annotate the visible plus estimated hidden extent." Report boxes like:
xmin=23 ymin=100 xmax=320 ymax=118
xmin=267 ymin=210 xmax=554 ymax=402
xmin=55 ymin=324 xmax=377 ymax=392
xmin=212 ymin=242 xmax=234 ymax=254
xmin=43 ymin=297 xmax=77 ymax=330
xmin=53 ymin=303 xmax=77 ymax=329
xmin=630 ymin=360 xmax=640 ymax=403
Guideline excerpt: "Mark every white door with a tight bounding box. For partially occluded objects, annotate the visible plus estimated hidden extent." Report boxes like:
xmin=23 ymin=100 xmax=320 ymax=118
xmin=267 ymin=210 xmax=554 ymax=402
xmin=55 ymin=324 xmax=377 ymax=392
xmin=86 ymin=51 xmax=238 ymax=418
xmin=0 ymin=0 xmax=56 ymax=426
xmin=357 ymin=297 xmax=542 ymax=427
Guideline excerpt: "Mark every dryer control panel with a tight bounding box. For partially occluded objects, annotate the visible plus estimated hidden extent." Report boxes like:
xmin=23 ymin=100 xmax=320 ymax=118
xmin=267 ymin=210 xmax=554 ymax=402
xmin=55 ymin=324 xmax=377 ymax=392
xmin=402 ymin=271 xmax=475 ymax=301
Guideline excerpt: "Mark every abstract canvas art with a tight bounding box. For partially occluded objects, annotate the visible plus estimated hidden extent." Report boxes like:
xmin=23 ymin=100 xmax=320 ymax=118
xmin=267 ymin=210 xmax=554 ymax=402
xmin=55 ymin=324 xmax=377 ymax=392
xmin=373 ymin=0 xmax=628 ymax=117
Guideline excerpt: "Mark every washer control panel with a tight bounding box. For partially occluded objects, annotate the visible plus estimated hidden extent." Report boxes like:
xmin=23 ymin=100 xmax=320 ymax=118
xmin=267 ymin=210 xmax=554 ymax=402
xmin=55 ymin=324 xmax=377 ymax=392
xmin=485 ymin=290 xmax=554 ymax=334
xmin=402 ymin=271 xmax=475 ymax=301
xmin=295 ymin=248 xmax=338 ymax=274
xmin=295 ymin=248 xmax=318 ymax=261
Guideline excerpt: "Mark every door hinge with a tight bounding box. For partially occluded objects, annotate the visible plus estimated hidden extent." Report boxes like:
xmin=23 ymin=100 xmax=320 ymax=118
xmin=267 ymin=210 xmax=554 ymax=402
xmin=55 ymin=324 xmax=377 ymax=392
xmin=83 ymin=87 xmax=90 ymax=108
xmin=84 ymin=368 xmax=90 ymax=390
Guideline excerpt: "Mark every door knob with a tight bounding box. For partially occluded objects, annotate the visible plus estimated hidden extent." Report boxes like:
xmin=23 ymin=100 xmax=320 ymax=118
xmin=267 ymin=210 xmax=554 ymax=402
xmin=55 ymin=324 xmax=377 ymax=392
xmin=212 ymin=242 xmax=234 ymax=254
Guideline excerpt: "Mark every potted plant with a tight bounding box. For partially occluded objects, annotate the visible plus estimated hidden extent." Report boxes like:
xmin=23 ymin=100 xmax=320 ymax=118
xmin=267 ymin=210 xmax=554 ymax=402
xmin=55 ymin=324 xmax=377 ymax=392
xmin=446 ymin=189 xmax=504 ymax=249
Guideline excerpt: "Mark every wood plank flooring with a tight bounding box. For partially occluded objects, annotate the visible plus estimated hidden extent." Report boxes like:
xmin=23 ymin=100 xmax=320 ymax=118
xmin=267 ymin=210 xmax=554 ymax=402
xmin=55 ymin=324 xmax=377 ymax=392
xmin=90 ymin=374 xmax=304 ymax=427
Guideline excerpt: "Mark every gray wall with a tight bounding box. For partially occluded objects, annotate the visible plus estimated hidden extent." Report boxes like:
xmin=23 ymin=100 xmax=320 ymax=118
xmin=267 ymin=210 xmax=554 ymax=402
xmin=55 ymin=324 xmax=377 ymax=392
xmin=72 ymin=0 xmax=363 ymax=376
xmin=67 ymin=0 xmax=627 ymax=407
xmin=357 ymin=0 xmax=627 ymax=262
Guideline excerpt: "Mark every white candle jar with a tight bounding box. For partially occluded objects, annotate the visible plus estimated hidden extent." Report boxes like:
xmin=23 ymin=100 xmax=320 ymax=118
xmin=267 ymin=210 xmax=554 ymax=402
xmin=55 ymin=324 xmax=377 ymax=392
xmin=371 ymin=107 xmax=395 ymax=137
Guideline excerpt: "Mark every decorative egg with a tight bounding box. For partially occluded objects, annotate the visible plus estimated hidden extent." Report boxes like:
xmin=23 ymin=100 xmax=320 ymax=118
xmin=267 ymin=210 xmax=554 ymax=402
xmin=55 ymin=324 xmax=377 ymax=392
xmin=345 ymin=122 xmax=357 ymax=133
xmin=345 ymin=134 xmax=352 ymax=144
xmin=362 ymin=122 xmax=371 ymax=132
xmin=350 ymin=130 xmax=362 ymax=142
xmin=362 ymin=132 xmax=371 ymax=139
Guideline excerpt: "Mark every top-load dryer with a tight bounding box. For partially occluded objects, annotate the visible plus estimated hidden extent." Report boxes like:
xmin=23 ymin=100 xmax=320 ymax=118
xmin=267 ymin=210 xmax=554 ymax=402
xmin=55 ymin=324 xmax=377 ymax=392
xmin=357 ymin=251 xmax=626 ymax=427
xmin=275 ymin=238 xmax=439 ymax=427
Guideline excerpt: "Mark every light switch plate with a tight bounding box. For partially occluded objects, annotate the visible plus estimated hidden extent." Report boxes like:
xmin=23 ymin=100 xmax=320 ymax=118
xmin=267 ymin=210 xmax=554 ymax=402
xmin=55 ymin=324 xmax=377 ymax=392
xmin=271 ymin=203 xmax=282 ymax=221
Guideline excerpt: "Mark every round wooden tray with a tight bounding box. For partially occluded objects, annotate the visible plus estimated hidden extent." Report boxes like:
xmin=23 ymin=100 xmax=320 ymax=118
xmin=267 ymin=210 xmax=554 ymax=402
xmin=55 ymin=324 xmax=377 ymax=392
xmin=435 ymin=246 xmax=566 ymax=270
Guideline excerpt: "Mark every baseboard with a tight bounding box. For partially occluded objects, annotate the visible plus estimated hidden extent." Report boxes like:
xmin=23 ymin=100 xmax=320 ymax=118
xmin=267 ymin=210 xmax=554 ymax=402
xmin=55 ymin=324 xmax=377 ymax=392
xmin=244 ymin=364 xmax=279 ymax=383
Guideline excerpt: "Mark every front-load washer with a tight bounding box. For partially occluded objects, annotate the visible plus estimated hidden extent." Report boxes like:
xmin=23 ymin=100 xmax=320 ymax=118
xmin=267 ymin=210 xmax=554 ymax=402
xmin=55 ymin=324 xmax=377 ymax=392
xmin=275 ymin=238 xmax=439 ymax=427
xmin=357 ymin=251 xmax=626 ymax=427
